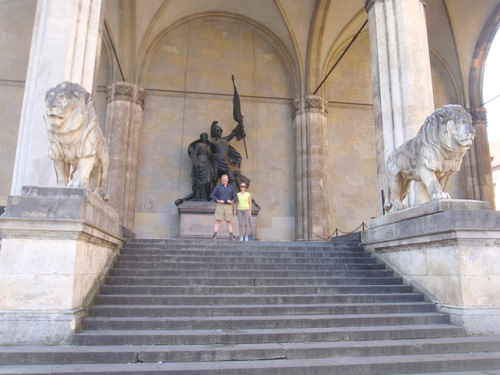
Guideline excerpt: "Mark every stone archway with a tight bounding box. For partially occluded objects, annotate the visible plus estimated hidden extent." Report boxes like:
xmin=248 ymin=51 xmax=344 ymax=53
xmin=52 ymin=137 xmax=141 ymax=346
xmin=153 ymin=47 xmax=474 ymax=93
xmin=135 ymin=14 xmax=297 ymax=240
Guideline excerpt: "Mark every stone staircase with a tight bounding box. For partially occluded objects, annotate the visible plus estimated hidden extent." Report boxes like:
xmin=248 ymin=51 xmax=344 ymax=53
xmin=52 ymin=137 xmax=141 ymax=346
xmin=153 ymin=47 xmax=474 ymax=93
xmin=2 ymin=236 xmax=500 ymax=374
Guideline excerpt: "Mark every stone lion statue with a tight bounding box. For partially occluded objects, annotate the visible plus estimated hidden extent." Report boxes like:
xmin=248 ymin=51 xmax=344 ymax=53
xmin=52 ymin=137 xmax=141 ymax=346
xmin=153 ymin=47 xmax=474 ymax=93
xmin=384 ymin=104 xmax=475 ymax=213
xmin=44 ymin=81 xmax=110 ymax=200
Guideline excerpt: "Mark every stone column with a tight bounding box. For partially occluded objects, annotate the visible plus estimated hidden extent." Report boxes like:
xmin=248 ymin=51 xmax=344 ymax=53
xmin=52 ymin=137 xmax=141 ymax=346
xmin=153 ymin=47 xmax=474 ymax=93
xmin=292 ymin=95 xmax=330 ymax=240
xmin=10 ymin=0 xmax=102 ymax=195
xmin=105 ymin=82 xmax=146 ymax=235
xmin=365 ymin=0 xmax=434 ymax=201
xmin=468 ymin=107 xmax=495 ymax=209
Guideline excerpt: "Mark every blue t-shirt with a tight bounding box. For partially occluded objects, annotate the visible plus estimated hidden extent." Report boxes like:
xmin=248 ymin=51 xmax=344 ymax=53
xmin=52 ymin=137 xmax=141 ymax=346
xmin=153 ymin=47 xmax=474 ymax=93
xmin=211 ymin=183 xmax=237 ymax=203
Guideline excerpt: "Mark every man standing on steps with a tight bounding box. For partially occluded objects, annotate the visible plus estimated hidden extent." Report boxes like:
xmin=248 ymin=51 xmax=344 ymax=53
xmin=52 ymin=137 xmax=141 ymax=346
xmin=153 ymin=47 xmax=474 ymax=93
xmin=211 ymin=174 xmax=237 ymax=240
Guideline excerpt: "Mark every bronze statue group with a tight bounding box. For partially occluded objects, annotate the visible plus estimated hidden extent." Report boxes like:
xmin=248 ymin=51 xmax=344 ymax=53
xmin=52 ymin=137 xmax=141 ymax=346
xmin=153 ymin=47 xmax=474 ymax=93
xmin=175 ymin=76 xmax=257 ymax=240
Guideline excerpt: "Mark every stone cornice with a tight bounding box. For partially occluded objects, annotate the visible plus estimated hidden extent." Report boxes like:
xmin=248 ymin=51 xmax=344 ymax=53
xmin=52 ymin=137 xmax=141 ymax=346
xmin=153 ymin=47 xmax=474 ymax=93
xmin=107 ymin=82 xmax=146 ymax=110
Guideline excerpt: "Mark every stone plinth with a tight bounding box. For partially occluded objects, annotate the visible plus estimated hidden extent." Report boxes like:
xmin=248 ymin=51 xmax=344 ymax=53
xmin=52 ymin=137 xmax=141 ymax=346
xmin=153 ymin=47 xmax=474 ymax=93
xmin=0 ymin=186 xmax=123 ymax=345
xmin=361 ymin=199 xmax=500 ymax=335
xmin=177 ymin=201 xmax=259 ymax=239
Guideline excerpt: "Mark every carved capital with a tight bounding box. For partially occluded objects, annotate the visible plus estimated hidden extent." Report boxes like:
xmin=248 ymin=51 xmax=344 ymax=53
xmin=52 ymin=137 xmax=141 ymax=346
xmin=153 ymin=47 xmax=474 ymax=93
xmin=365 ymin=0 xmax=425 ymax=12
xmin=107 ymin=82 xmax=146 ymax=110
xmin=292 ymin=96 xmax=328 ymax=119
xmin=365 ymin=0 xmax=383 ymax=12
xmin=291 ymin=98 xmax=303 ymax=118
xmin=469 ymin=106 xmax=488 ymax=123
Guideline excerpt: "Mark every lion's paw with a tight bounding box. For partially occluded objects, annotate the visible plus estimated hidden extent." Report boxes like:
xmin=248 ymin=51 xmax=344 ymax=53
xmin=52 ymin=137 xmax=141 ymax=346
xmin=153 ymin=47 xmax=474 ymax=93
xmin=394 ymin=203 xmax=407 ymax=211
xmin=93 ymin=187 xmax=110 ymax=201
xmin=387 ymin=200 xmax=407 ymax=212
xmin=431 ymin=192 xmax=450 ymax=200
xmin=68 ymin=179 xmax=86 ymax=188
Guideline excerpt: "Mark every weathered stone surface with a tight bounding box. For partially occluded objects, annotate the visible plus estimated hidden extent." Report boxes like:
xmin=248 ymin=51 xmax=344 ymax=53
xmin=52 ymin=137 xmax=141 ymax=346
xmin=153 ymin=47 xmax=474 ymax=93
xmin=105 ymin=82 xmax=146 ymax=233
xmin=293 ymin=95 xmax=330 ymax=240
xmin=0 ymin=186 xmax=123 ymax=344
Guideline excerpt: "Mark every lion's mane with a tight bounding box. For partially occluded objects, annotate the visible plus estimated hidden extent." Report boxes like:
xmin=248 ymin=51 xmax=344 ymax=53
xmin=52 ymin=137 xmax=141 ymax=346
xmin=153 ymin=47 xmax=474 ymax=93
xmin=412 ymin=104 xmax=472 ymax=173
xmin=45 ymin=81 xmax=100 ymax=163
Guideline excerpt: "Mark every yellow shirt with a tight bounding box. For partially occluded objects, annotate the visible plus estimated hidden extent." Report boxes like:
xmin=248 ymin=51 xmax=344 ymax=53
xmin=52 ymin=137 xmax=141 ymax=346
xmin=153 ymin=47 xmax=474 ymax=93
xmin=237 ymin=191 xmax=251 ymax=210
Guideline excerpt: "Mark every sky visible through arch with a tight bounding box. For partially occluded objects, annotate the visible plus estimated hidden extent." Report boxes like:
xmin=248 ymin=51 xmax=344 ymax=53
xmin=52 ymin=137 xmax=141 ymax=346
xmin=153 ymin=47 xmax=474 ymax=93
xmin=485 ymin=32 xmax=500 ymax=146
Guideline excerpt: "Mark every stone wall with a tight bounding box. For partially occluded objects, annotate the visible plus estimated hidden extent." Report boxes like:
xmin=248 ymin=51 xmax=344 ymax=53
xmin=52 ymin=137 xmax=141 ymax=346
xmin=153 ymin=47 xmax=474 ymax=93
xmin=325 ymin=34 xmax=379 ymax=233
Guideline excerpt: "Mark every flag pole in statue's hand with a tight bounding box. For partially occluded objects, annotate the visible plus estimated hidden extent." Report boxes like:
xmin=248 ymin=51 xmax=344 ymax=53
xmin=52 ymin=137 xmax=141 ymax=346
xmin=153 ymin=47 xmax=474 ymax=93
xmin=232 ymin=75 xmax=248 ymax=159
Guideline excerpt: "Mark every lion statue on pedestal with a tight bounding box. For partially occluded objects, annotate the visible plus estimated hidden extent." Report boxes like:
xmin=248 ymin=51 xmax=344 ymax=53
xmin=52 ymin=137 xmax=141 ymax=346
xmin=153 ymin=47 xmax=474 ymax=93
xmin=44 ymin=81 xmax=109 ymax=201
xmin=384 ymin=104 xmax=476 ymax=213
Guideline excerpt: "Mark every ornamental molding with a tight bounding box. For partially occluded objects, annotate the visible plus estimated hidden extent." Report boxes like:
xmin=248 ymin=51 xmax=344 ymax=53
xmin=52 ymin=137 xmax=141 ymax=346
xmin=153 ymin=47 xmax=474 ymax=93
xmin=107 ymin=82 xmax=146 ymax=109
xmin=292 ymin=96 xmax=328 ymax=118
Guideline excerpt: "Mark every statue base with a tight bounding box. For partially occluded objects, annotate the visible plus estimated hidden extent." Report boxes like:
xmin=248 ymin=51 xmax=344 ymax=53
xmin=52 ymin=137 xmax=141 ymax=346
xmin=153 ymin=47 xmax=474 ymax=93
xmin=361 ymin=199 xmax=500 ymax=335
xmin=177 ymin=201 xmax=259 ymax=239
xmin=0 ymin=186 xmax=123 ymax=344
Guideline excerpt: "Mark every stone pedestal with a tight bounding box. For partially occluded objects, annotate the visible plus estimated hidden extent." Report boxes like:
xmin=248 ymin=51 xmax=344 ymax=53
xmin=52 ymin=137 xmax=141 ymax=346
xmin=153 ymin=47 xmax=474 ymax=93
xmin=177 ymin=201 xmax=259 ymax=239
xmin=0 ymin=186 xmax=123 ymax=345
xmin=361 ymin=200 xmax=500 ymax=335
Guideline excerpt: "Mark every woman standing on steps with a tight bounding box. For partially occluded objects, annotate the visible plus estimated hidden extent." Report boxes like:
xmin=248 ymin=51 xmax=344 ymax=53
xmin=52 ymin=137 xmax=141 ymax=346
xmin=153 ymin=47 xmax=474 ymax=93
xmin=235 ymin=182 xmax=252 ymax=241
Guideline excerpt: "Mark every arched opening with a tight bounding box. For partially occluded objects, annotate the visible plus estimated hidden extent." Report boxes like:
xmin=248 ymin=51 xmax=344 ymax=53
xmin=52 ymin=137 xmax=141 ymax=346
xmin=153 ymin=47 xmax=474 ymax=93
xmin=135 ymin=15 xmax=297 ymax=240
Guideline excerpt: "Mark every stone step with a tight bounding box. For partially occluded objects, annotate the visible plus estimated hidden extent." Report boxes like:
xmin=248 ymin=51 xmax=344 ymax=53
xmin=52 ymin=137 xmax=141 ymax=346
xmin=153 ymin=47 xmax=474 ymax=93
xmin=3 ymin=337 xmax=500 ymax=365
xmin=73 ymin=324 xmax=465 ymax=346
xmin=108 ymin=268 xmax=393 ymax=278
xmin=103 ymin=275 xmax=404 ymax=286
xmin=99 ymin=284 xmax=415 ymax=295
xmin=82 ymin=312 xmax=450 ymax=331
xmin=121 ymin=245 xmax=357 ymax=253
xmin=93 ymin=293 xmax=424 ymax=306
xmin=111 ymin=258 xmax=379 ymax=270
xmin=5 ymin=351 xmax=500 ymax=375
xmin=3 ymin=351 xmax=500 ymax=374
xmin=117 ymin=251 xmax=372 ymax=262
xmin=120 ymin=247 xmax=367 ymax=257
xmin=87 ymin=301 xmax=438 ymax=317
xmin=123 ymin=239 xmax=348 ymax=248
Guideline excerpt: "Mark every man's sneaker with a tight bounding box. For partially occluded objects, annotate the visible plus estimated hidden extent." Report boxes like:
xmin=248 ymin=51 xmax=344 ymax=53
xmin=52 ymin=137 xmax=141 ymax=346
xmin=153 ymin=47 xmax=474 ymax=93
xmin=239 ymin=237 xmax=244 ymax=241
xmin=245 ymin=236 xmax=249 ymax=241
xmin=229 ymin=234 xmax=235 ymax=241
